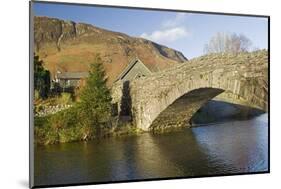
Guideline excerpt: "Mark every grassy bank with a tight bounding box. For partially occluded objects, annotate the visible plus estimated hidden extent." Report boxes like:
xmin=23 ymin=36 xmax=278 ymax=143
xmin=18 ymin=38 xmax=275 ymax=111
xmin=34 ymin=107 xmax=143 ymax=145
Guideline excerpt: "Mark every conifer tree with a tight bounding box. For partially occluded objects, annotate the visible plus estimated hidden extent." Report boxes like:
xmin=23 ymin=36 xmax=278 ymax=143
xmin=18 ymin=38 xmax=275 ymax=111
xmin=34 ymin=54 xmax=50 ymax=99
xmin=79 ymin=55 xmax=112 ymax=125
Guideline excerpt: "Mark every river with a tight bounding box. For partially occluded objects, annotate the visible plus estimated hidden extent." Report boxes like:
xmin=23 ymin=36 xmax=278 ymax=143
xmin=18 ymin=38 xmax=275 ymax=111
xmin=34 ymin=113 xmax=268 ymax=186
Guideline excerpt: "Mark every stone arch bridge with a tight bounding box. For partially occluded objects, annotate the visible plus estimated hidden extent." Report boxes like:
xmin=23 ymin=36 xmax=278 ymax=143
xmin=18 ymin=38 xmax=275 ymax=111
xmin=111 ymin=50 xmax=268 ymax=131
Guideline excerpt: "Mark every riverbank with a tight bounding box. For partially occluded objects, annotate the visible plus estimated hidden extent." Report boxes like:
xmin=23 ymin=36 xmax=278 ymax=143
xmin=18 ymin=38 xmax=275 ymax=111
xmin=34 ymin=110 xmax=143 ymax=145
xmin=34 ymin=114 xmax=268 ymax=186
xmin=34 ymin=99 xmax=266 ymax=145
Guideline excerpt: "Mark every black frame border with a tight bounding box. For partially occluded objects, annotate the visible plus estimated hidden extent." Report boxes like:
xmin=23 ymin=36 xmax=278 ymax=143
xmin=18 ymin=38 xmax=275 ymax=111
xmin=29 ymin=0 xmax=270 ymax=188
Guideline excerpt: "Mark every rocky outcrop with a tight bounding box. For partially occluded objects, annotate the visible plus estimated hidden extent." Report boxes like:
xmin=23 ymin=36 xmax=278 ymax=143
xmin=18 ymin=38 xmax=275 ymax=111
xmin=34 ymin=17 xmax=107 ymax=51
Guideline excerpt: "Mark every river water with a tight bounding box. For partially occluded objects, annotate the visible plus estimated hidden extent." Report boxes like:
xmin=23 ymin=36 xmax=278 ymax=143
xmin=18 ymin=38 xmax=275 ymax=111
xmin=34 ymin=113 xmax=268 ymax=186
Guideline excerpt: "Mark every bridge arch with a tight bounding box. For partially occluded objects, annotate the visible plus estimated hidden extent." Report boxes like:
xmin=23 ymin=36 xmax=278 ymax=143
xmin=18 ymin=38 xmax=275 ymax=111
xmin=149 ymin=87 xmax=224 ymax=131
xmin=133 ymin=76 xmax=267 ymax=131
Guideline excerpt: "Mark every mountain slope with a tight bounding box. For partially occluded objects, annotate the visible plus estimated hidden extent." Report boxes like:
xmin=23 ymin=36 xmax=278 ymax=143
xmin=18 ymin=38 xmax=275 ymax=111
xmin=34 ymin=16 xmax=188 ymax=85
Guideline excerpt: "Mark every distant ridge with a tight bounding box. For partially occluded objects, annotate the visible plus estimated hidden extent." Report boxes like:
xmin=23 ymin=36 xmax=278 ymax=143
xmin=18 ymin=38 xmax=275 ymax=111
xmin=34 ymin=16 xmax=188 ymax=85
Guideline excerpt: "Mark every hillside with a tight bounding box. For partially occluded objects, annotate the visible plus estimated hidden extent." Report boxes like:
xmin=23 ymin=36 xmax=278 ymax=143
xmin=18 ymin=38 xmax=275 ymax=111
xmin=34 ymin=16 xmax=188 ymax=85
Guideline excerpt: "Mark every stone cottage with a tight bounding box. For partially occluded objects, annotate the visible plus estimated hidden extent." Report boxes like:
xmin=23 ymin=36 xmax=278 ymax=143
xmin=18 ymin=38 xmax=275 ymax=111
xmin=55 ymin=71 xmax=89 ymax=91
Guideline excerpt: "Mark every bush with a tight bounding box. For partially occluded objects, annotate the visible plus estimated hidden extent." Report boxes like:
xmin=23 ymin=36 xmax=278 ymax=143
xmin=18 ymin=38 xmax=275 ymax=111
xmin=34 ymin=106 xmax=79 ymax=144
xmin=56 ymin=93 xmax=73 ymax=105
xmin=59 ymin=127 xmax=81 ymax=143
xmin=34 ymin=116 xmax=59 ymax=145
xmin=34 ymin=105 xmax=98 ymax=144
xmin=48 ymin=106 xmax=78 ymax=129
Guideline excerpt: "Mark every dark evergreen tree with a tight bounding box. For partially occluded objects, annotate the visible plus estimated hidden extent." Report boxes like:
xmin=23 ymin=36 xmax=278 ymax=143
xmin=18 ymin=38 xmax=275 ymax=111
xmin=79 ymin=55 xmax=112 ymax=125
xmin=34 ymin=54 xmax=50 ymax=99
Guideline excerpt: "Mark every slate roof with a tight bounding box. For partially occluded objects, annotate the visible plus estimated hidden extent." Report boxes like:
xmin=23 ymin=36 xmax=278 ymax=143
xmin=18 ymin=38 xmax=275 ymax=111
xmin=115 ymin=58 xmax=151 ymax=81
xmin=57 ymin=72 xmax=89 ymax=79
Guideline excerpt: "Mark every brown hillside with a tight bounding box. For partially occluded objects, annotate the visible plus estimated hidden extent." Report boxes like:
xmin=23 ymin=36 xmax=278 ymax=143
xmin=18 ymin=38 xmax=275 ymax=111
xmin=34 ymin=16 xmax=188 ymax=85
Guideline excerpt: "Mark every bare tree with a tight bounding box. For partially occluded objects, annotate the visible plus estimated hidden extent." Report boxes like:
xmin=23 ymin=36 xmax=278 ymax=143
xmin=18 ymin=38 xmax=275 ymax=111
xmin=204 ymin=32 xmax=252 ymax=54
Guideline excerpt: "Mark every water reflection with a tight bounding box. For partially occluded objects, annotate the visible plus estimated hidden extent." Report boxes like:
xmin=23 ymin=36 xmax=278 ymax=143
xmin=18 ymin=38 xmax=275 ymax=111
xmin=34 ymin=114 xmax=268 ymax=186
xmin=191 ymin=114 xmax=268 ymax=173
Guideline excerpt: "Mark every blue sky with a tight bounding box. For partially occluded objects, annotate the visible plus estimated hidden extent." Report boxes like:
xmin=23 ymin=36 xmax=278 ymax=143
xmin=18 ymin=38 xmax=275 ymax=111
xmin=33 ymin=2 xmax=268 ymax=59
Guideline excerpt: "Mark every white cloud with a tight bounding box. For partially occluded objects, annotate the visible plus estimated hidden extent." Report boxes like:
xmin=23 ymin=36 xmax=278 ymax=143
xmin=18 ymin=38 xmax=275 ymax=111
xmin=162 ymin=13 xmax=189 ymax=28
xmin=140 ymin=13 xmax=190 ymax=44
xmin=140 ymin=27 xmax=189 ymax=43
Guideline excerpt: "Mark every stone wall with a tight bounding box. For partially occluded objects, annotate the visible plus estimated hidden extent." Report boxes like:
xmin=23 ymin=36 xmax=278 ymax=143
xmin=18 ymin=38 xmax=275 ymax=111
xmin=35 ymin=104 xmax=72 ymax=117
xmin=111 ymin=80 xmax=123 ymax=114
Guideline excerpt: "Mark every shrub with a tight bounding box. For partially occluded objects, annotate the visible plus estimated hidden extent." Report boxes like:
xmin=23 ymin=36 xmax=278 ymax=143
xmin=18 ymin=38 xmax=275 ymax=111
xmin=56 ymin=92 xmax=73 ymax=105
